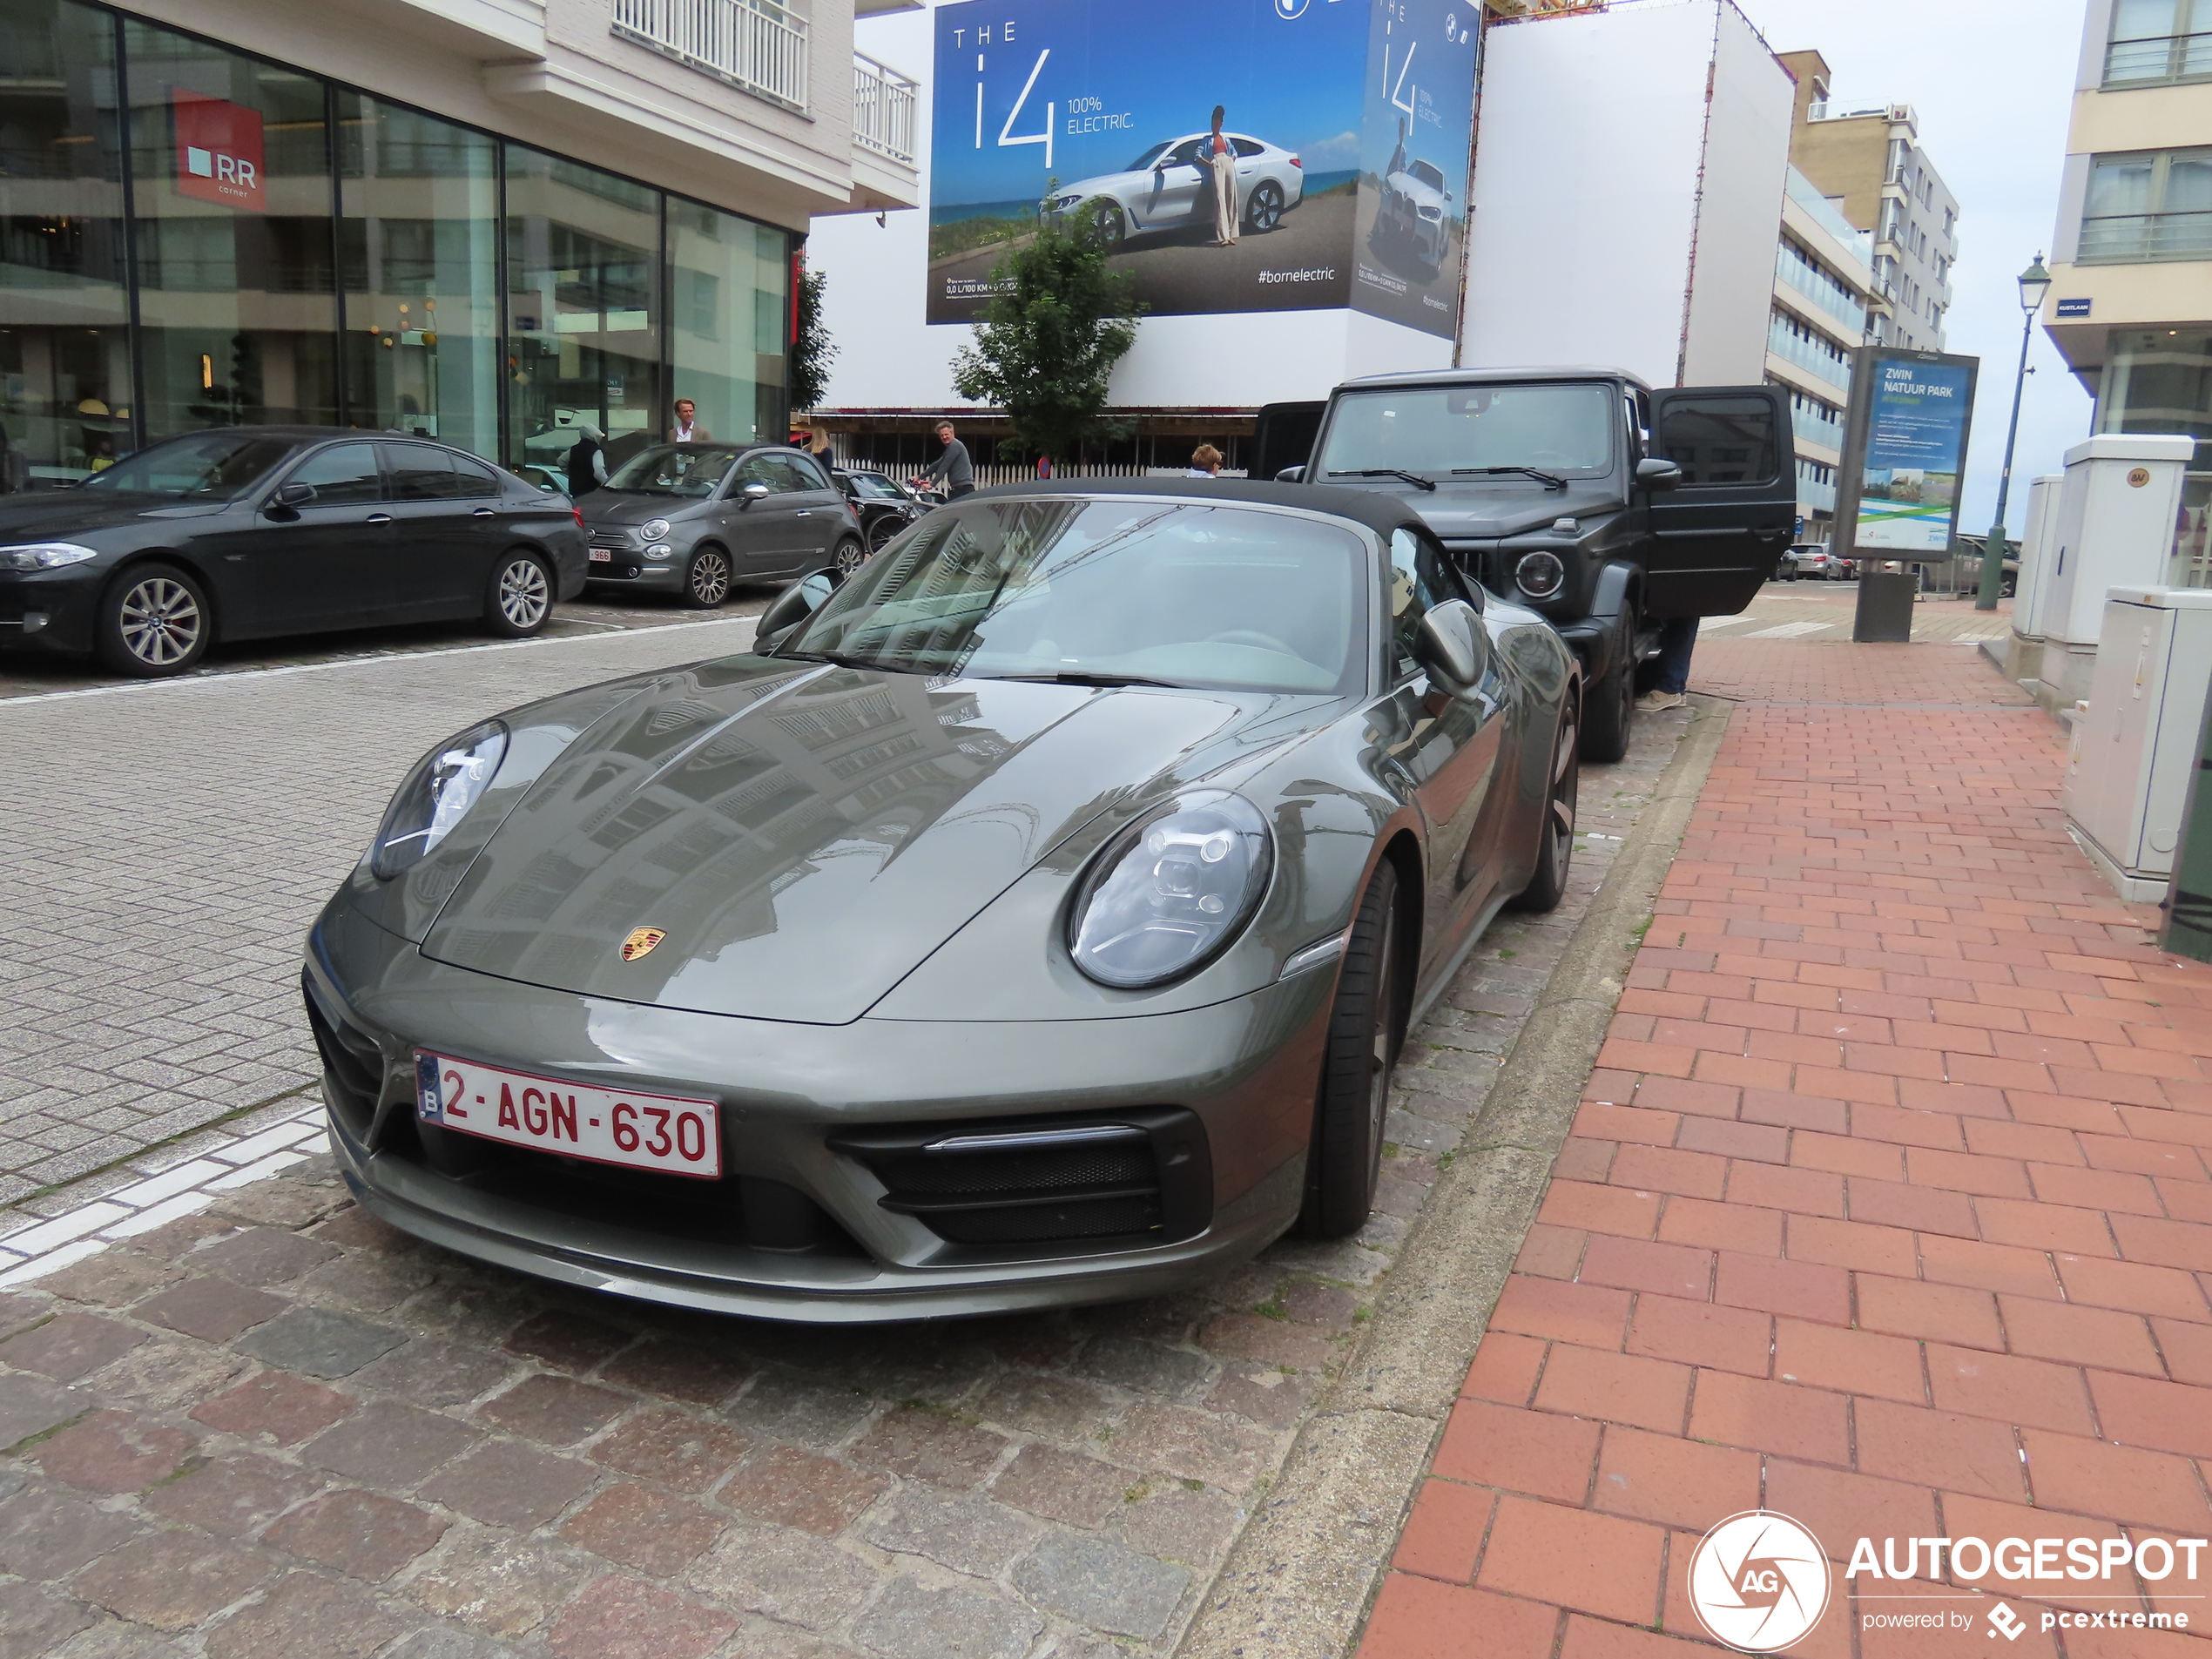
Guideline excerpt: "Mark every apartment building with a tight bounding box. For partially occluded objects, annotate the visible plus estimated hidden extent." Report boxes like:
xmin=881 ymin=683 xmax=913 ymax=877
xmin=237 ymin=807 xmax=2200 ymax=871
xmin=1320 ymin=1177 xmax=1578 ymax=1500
xmin=1768 ymin=165 xmax=1882 ymax=542
xmin=1779 ymin=51 xmax=1958 ymax=354
xmin=2045 ymin=0 xmax=2212 ymax=583
xmin=0 ymin=0 xmax=921 ymax=489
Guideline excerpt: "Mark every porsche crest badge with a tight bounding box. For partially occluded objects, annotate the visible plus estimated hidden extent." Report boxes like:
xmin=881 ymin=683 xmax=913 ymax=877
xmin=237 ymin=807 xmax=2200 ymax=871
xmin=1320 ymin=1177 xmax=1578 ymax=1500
xmin=619 ymin=927 xmax=667 ymax=962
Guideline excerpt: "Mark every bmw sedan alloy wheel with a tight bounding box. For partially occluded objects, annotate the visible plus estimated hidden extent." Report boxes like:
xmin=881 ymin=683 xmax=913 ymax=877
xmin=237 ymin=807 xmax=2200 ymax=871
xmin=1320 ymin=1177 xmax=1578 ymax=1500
xmin=1088 ymin=199 xmax=1125 ymax=249
xmin=496 ymin=556 xmax=551 ymax=631
xmin=116 ymin=573 xmax=203 ymax=670
xmin=1246 ymin=181 xmax=1285 ymax=233
xmin=685 ymin=547 xmax=732 ymax=608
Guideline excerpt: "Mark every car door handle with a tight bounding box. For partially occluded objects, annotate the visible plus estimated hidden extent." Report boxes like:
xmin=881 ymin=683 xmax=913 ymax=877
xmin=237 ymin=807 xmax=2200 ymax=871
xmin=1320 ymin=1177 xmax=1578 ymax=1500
xmin=367 ymin=514 xmax=393 ymax=524
xmin=793 ymin=510 xmax=812 ymax=517
xmin=472 ymin=507 xmax=496 ymax=516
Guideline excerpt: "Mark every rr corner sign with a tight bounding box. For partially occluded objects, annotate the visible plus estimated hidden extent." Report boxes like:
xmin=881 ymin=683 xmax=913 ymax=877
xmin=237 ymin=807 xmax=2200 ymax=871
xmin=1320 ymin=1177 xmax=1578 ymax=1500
xmin=172 ymin=90 xmax=265 ymax=212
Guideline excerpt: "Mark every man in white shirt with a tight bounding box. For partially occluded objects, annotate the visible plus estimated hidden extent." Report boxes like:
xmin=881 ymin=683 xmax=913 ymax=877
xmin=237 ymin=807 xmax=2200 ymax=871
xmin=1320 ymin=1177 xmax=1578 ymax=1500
xmin=669 ymin=399 xmax=706 ymax=443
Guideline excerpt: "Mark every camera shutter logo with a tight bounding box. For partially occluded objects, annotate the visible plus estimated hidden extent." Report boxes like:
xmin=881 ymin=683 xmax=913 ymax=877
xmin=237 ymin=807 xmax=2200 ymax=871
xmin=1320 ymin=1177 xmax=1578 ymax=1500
xmin=1688 ymin=1511 xmax=1831 ymax=1652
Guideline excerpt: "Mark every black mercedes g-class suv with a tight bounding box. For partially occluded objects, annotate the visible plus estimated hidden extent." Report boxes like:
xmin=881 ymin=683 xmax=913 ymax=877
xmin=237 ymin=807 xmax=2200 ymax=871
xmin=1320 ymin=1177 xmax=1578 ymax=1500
xmin=1265 ymin=368 xmax=1795 ymax=761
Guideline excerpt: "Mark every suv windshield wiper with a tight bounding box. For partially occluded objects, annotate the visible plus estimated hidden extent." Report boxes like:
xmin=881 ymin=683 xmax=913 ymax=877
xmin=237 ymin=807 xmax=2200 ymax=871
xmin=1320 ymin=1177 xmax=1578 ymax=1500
xmin=1451 ymin=465 xmax=1568 ymax=489
xmin=987 ymin=671 xmax=1183 ymax=689
xmin=1327 ymin=468 xmax=1437 ymax=493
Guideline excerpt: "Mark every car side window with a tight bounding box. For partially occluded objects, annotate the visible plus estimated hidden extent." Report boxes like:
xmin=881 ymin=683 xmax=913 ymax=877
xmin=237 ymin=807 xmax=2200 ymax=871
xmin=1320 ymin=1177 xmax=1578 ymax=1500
xmin=1167 ymin=139 xmax=1208 ymax=168
xmin=1231 ymin=138 xmax=1263 ymax=158
xmin=782 ymin=454 xmax=832 ymax=491
xmin=449 ymin=455 xmax=502 ymax=497
xmin=1386 ymin=527 xmax=1466 ymax=684
xmin=287 ymin=442 xmax=385 ymax=506
xmin=732 ymin=453 xmax=784 ymax=494
xmin=383 ymin=444 xmax=459 ymax=501
xmin=1656 ymin=396 xmax=1780 ymax=486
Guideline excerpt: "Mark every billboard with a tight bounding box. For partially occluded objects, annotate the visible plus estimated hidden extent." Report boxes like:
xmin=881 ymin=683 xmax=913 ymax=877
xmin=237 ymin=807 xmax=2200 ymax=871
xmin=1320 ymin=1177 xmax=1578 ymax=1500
xmin=925 ymin=0 xmax=1479 ymax=340
xmin=1836 ymin=348 xmax=1980 ymax=556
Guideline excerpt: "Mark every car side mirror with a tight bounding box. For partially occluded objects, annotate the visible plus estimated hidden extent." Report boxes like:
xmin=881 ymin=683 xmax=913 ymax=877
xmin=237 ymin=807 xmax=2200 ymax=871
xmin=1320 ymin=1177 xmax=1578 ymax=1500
xmin=1635 ymin=457 xmax=1683 ymax=490
xmin=739 ymin=482 xmax=771 ymax=505
xmin=1416 ymin=598 xmax=1489 ymax=687
xmin=756 ymin=568 xmax=839 ymax=649
xmin=1275 ymin=465 xmax=1306 ymax=483
xmin=265 ymin=481 xmax=314 ymax=518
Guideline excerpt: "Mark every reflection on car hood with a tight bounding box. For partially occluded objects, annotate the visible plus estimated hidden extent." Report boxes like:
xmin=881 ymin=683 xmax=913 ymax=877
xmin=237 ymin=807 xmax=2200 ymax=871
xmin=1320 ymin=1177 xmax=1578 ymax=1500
xmin=0 ymin=493 xmax=224 ymax=540
xmin=583 ymin=493 xmax=711 ymax=526
xmin=420 ymin=658 xmax=1291 ymax=1023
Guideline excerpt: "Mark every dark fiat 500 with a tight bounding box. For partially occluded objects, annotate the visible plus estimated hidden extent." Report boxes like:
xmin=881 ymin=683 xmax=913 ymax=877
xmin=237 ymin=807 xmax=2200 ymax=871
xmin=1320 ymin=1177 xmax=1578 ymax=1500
xmin=305 ymin=481 xmax=1580 ymax=1321
xmin=0 ymin=428 xmax=588 ymax=677
xmin=580 ymin=443 xmax=867 ymax=607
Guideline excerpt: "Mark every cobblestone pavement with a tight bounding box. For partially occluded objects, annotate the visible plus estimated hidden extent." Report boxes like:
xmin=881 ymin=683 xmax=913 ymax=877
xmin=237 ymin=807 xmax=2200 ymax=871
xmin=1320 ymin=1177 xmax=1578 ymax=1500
xmin=0 ymin=703 xmax=1690 ymax=1656
xmin=0 ymin=614 xmax=768 ymax=1204
xmin=1358 ymin=640 xmax=2212 ymax=1659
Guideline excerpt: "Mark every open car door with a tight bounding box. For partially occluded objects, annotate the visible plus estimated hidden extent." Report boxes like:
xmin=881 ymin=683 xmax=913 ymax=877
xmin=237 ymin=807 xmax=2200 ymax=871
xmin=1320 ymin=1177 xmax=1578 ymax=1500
xmin=1254 ymin=401 xmax=1326 ymax=482
xmin=1647 ymin=385 xmax=1796 ymax=617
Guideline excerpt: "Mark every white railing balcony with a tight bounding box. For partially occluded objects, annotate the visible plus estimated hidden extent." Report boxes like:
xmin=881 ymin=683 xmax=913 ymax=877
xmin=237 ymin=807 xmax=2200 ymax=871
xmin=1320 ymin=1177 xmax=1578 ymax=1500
xmin=853 ymin=53 xmax=917 ymax=165
xmin=613 ymin=0 xmax=809 ymax=113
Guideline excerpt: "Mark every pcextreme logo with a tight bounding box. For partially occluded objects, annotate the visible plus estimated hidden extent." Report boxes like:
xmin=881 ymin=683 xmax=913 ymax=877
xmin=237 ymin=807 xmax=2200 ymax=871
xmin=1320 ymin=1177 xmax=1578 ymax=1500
xmin=1687 ymin=1511 xmax=2207 ymax=1649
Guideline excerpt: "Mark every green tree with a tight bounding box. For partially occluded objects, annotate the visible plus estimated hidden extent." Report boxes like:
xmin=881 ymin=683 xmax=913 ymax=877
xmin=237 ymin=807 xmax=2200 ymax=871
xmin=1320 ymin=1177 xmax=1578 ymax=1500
xmin=790 ymin=257 xmax=837 ymax=414
xmin=950 ymin=216 xmax=1143 ymax=467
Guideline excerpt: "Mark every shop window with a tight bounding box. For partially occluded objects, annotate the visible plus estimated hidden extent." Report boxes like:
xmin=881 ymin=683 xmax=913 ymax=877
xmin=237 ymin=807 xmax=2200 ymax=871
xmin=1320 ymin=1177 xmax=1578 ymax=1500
xmin=668 ymin=198 xmax=789 ymax=449
xmin=124 ymin=18 xmax=339 ymax=441
xmin=0 ymin=0 xmax=131 ymax=489
xmin=337 ymin=96 xmax=499 ymax=459
xmin=504 ymin=145 xmax=662 ymax=475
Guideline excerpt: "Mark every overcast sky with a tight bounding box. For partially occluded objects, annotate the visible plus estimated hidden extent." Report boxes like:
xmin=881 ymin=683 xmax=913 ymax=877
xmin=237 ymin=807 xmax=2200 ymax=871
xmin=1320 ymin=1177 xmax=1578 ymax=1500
xmin=1729 ymin=0 xmax=2094 ymax=534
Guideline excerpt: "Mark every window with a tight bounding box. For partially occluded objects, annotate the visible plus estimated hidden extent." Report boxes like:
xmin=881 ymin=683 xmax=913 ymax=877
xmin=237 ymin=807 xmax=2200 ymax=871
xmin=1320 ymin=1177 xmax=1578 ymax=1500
xmin=383 ymin=442 xmax=497 ymax=498
xmin=2081 ymin=148 xmax=2212 ymax=261
xmin=288 ymin=442 xmax=385 ymax=505
xmin=734 ymin=451 xmax=793 ymax=493
xmin=1657 ymin=398 xmax=1780 ymax=487
xmin=1386 ymin=528 xmax=1467 ymax=684
xmin=668 ymin=199 xmax=788 ymax=449
xmin=1231 ymin=138 xmax=1264 ymax=158
xmin=2106 ymin=0 xmax=2212 ymax=84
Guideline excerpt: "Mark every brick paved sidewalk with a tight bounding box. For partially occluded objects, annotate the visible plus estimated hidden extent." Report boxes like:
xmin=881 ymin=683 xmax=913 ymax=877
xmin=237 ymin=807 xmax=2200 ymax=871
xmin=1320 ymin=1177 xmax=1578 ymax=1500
xmin=1358 ymin=642 xmax=2212 ymax=1659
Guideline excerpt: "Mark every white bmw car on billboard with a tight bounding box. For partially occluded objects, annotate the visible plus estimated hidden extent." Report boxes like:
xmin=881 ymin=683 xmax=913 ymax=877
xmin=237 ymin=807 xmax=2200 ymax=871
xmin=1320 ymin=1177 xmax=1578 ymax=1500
xmin=1380 ymin=158 xmax=1453 ymax=267
xmin=1043 ymin=132 xmax=1305 ymax=246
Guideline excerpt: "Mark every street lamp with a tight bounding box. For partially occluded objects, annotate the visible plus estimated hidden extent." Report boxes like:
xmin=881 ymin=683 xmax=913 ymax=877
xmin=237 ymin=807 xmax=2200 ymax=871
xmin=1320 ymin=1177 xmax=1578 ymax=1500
xmin=1977 ymin=254 xmax=2054 ymax=610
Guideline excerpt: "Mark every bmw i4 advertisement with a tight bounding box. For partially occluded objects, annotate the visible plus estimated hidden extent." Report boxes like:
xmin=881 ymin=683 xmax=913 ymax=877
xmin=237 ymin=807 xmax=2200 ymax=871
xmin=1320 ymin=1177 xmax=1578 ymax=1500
xmin=926 ymin=0 xmax=1479 ymax=339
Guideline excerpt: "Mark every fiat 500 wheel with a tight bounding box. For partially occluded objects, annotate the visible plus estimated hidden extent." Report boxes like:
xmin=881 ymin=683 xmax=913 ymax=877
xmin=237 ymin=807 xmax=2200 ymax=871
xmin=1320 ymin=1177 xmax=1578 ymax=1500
xmin=681 ymin=545 xmax=732 ymax=609
xmin=832 ymin=539 xmax=867 ymax=580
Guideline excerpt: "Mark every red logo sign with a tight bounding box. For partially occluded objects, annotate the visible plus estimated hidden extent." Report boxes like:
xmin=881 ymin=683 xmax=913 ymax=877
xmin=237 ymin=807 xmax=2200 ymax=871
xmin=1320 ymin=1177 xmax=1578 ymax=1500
xmin=172 ymin=91 xmax=264 ymax=212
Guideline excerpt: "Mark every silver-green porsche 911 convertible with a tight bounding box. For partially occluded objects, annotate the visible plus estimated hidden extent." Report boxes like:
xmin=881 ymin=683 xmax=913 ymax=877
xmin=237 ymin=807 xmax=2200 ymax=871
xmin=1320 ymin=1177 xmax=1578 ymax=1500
xmin=303 ymin=479 xmax=1581 ymax=1322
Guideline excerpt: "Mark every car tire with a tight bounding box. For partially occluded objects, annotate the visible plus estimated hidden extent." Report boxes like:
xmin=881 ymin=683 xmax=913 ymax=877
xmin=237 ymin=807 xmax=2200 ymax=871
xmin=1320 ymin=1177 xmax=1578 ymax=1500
xmin=680 ymin=544 xmax=732 ymax=610
xmin=1245 ymin=180 xmax=1285 ymax=234
xmin=95 ymin=561 xmax=210 ymax=678
xmin=1580 ymin=611 xmax=1636 ymax=765
xmin=1087 ymin=199 xmax=1125 ymax=250
xmin=831 ymin=537 xmax=867 ymax=582
xmin=1508 ymin=692 xmax=1579 ymax=914
xmin=484 ymin=550 xmax=554 ymax=637
xmin=1296 ymin=859 xmax=1403 ymax=1241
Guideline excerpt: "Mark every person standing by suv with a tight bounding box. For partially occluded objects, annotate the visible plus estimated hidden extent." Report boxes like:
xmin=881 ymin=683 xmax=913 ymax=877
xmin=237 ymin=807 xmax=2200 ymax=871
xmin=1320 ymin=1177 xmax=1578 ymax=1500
xmin=914 ymin=421 xmax=974 ymax=500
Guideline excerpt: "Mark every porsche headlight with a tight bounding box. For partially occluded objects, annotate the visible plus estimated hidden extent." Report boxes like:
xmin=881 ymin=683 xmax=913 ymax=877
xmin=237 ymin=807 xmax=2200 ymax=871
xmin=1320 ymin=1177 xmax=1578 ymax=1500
xmin=369 ymin=720 xmax=509 ymax=879
xmin=638 ymin=518 xmax=671 ymax=543
xmin=1 ymin=543 xmax=99 ymax=570
xmin=1069 ymin=792 xmax=1272 ymax=988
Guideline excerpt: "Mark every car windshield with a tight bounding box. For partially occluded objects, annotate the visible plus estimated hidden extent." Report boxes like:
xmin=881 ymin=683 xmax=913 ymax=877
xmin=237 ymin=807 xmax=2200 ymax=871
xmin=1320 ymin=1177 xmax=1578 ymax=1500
xmin=1123 ymin=141 xmax=1172 ymax=172
xmin=781 ymin=498 xmax=1368 ymax=695
xmin=1317 ymin=382 xmax=1615 ymax=481
xmin=79 ymin=431 xmax=297 ymax=501
xmin=604 ymin=444 xmax=745 ymax=496
xmin=846 ymin=474 xmax=906 ymax=501
xmin=1410 ymin=159 xmax=1447 ymax=192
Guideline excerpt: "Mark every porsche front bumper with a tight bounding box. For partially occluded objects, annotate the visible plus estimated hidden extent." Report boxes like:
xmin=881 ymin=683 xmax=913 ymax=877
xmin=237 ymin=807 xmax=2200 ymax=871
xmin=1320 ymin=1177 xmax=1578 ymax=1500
xmin=304 ymin=894 xmax=1335 ymax=1323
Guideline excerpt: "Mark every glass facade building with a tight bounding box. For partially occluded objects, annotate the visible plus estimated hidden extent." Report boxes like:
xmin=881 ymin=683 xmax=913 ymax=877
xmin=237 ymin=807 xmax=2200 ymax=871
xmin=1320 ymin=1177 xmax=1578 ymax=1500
xmin=0 ymin=0 xmax=792 ymax=491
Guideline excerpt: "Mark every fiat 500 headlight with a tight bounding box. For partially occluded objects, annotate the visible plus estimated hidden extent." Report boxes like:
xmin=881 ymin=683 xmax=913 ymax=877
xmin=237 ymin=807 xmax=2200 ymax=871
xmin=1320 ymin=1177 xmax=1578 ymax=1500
xmin=1069 ymin=792 xmax=1273 ymax=988
xmin=637 ymin=518 xmax=671 ymax=543
xmin=369 ymin=720 xmax=509 ymax=879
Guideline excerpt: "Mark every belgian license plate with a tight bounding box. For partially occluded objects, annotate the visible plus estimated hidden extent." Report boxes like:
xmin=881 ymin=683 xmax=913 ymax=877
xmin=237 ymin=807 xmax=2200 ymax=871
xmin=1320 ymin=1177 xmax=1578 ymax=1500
xmin=414 ymin=1052 xmax=720 ymax=1177
xmin=588 ymin=548 xmax=612 ymax=563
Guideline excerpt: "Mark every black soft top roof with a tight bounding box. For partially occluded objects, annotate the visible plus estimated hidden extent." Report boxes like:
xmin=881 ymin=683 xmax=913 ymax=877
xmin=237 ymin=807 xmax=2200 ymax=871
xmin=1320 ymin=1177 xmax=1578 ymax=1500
xmin=960 ymin=475 xmax=1432 ymax=542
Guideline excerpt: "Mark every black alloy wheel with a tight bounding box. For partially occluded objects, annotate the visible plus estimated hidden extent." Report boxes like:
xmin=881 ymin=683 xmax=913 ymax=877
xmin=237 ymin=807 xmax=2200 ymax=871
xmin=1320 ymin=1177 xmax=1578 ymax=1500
xmin=1087 ymin=199 xmax=1126 ymax=250
xmin=832 ymin=538 xmax=868 ymax=581
xmin=1245 ymin=180 xmax=1285 ymax=234
xmin=1509 ymin=693 xmax=1580 ymax=914
xmin=1579 ymin=611 xmax=1636 ymax=765
xmin=1297 ymin=860 xmax=1403 ymax=1240
xmin=681 ymin=544 xmax=732 ymax=609
xmin=97 ymin=562 xmax=209 ymax=678
xmin=484 ymin=552 xmax=553 ymax=637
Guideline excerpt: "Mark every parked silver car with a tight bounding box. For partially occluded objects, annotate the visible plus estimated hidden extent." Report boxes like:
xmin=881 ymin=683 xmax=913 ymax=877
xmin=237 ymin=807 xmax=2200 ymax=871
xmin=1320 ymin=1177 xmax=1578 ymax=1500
xmin=581 ymin=443 xmax=867 ymax=607
xmin=1379 ymin=158 xmax=1453 ymax=266
xmin=1787 ymin=543 xmax=1851 ymax=581
xmin=1044 ymin=132 xmax=1305 ymax=246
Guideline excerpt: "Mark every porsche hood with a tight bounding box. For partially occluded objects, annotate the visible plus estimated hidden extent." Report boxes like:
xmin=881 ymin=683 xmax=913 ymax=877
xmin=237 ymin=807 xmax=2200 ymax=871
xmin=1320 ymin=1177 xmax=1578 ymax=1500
xmin=420 ymin=658 xmax=1286 ymax=1024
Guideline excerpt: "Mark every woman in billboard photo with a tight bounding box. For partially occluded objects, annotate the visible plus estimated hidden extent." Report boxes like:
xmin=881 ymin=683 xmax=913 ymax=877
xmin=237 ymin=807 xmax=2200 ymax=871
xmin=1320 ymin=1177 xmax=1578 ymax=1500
xmin=1209 ymin=106 xmax=1240 ymax=246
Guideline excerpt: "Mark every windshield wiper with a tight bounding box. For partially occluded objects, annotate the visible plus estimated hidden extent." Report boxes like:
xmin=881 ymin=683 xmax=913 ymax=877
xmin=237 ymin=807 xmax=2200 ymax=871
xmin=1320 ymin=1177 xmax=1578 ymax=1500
xmin=1327 ymin=468 xmax=1436 ymax=492
xmin=987 ymin=671 xmax=1184 ymax=690
xmin=1451 ymin=465 xmax=1568 ymax=489
xmin=775 ymin=649 xmax=929 ymax=675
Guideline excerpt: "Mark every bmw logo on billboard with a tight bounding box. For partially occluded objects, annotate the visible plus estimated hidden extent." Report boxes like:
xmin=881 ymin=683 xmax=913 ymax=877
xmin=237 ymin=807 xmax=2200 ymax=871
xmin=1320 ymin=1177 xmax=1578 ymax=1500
xmin=1274 ymin=0 xmax=1310 ymax=17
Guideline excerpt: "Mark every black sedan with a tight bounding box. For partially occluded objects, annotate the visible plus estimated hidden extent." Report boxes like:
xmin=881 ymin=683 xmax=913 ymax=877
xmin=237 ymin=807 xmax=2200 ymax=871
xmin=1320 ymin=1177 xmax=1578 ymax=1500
xmin=0 ymin=428 xmax=590 ymax=678
xmin=833 ymin=467 xmax=929 ymax=554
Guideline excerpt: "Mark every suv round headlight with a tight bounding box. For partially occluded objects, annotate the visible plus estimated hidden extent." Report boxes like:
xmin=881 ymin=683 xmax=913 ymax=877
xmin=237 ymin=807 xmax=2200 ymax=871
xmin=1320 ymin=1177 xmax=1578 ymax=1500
xmin=369 ymin=720 xmax=509 ymax=879
xmin=1516 ymin=551 xmax=1566 ymax=598
xmin=1069 ymin=792 xmax=1273 ymax=988
xmin=638 ymin=518 xmax=671 ymax=543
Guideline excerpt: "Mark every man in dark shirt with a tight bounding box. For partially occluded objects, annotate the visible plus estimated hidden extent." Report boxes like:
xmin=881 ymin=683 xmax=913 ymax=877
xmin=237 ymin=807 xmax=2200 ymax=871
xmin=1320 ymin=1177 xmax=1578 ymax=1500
xmin=916 ymin=421 xmax=974 ymax=499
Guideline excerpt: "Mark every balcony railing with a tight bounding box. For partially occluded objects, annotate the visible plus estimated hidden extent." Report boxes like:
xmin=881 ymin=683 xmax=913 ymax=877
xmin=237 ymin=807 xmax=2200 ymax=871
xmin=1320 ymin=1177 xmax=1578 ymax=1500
xmin=853 ymin=53 xmax=917 ymax=165
xmin=1768 ymin=316 xmax=1853 ymax=394
xmin=2105 ymin=30 xmax=2212 ymax=85
xmin=2078 ymin=211 xmax=2212 ymax=263
xmin=1777 ymin=248 xmax=1867 ymax=334
xmin=612 ymin=0 xmax=808 ymax=112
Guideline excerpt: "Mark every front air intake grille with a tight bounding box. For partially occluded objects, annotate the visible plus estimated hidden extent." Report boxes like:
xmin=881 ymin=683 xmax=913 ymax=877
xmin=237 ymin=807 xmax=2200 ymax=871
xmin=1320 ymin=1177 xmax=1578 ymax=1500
xmin=830 ymin=1109 xmax=1212 ymax=1251
xmin=301 ymin=972 xmax=382 ymax=1138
